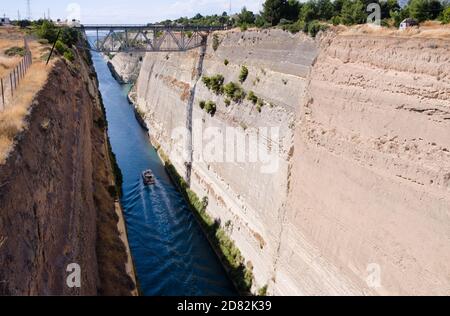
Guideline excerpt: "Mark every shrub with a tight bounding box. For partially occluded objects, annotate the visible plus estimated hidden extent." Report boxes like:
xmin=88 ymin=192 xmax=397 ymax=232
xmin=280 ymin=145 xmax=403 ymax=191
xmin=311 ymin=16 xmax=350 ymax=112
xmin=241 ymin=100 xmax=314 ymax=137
xmin=4 ymin=47 xmax=25 ymax=57
xmin=239 ymin=65 xmax=249 ymax=83
xmin=37 ymin=20 xmax=58 ymax=43
xmin=307 ymin=20 xmax=328 ymax=38
xmin=257 ymin=98 xmax=264 ymax=108
xmin=224 ymin=82 xmax=245 ymax=102
xmin=258 ymin=285 xmax=268 ymax=296
xmin=202 ymin=74 xmax=224 ymax=94
xmin=223 ymin=82 xmax=237 ymax=97
xmin=199 ymin=100 xmax=206 ymax=109
xmin=212 ymin=33 xmax=220 ymax=51
xmin=224 ymin=59 xmax=229 ymax=66
xmin=442 ymin=7 xmax=450 ymax=24
xmin=204 ymin=101 xmax=217 ymax=116
xmin=55 ymin=40 xmax=68 ymax=55
xmin=281 ymin=20 xmax=306 ymax=33
xmin=63 ymin=50 xmax=75 ymax=62
xmin=331 ymin=15 xmax=341 ymax=26
xmin=60 ymin=27 xmax=80 ymax=47
xmin=224 ymin=99 xmax=231 ymax=107
xmin=247 ymin=91 xmax=258 ymax=104
xmin=240 ymin=23 xmax=249 ymax=31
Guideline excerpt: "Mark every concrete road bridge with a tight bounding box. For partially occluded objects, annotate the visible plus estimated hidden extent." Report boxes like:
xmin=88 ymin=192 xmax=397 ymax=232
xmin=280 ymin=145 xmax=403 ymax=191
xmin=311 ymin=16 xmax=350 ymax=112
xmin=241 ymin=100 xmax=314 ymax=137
xmin=74 ymin=24 xmax=227 ymax=52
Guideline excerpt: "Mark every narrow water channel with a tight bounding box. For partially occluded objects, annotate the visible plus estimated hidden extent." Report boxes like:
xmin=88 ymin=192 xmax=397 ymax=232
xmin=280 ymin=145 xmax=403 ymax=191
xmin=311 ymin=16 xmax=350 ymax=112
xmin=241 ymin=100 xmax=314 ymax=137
xmin=91 ymin=52 xmax=237 ymax=296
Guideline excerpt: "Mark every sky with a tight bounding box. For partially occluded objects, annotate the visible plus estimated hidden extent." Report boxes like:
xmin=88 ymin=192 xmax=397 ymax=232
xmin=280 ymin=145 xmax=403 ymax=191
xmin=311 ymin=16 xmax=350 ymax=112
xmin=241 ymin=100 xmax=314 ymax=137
xmin=1 ymin=0 xmax=264 ymax=24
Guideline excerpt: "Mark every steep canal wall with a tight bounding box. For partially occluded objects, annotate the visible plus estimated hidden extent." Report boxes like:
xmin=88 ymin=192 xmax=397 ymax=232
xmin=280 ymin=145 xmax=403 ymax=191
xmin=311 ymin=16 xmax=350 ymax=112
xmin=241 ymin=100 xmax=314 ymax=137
xmin=0 ymin=48 xmax=136 ymax=295
xmin=113 ymin=28 xmax=450 ymax=295
xmin=132 ymin=29 xmax=318 ymax=294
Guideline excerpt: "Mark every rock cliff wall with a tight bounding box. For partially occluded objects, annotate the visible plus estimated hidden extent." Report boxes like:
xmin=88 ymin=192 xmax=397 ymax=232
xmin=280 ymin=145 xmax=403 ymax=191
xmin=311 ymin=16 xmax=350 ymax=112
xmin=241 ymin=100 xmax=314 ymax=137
xmin=0 ymin=50 xmax=136 ymax=295
xmin=281 ymin=33 xmax=450 ymax=296
xmin=134 ymin=29 xmax=317 ymax=292
xmin=130 ymin=28 xmax=450 ymax=295
xmin=108 ymin=53 xmax=143 ymax=83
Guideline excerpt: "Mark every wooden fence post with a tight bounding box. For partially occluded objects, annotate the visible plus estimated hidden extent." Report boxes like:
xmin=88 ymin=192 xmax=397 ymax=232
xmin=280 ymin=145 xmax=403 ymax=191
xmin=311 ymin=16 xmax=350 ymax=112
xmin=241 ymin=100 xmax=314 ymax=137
xmin=1 ymin=78 xmax=4 ymax=110
xmin=10 ymin=72 xmax=13 ymax=97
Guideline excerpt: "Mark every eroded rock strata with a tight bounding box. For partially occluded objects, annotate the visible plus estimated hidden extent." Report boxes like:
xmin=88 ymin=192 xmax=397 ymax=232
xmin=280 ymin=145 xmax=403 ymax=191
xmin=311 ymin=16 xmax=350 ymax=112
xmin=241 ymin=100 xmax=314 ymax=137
xmin=115 ymin=28 xmax=449 ymax=295
xmin=0 ymin=50 xmax=136 ymax=295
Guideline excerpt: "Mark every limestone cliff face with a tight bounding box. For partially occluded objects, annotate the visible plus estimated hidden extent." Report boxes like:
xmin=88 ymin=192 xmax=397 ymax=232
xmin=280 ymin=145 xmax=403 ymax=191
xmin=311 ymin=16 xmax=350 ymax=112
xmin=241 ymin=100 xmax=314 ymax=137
xmin=108 ymin=53 xmax=143 ymax=83
xmin=131 ymin=28 xmax=450 ymax=295
xmin=134 ymin=29 xmax=317 ymax=291
xmin=0 ymin=51 xmax=135 ymax=295
xmin=282 ymin=33 xmax=450 ymax=296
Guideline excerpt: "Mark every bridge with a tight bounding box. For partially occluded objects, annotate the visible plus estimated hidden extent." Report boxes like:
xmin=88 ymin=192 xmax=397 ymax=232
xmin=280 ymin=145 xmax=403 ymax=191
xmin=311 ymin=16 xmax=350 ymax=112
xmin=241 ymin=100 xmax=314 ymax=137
xmin=75 ymin=24 xmax=227 ymax=53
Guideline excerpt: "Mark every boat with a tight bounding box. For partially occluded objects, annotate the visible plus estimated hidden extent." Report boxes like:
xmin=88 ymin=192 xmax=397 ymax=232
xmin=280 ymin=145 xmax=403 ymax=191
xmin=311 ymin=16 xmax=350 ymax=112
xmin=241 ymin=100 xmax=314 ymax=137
xmin=142 ymin=169 xmax=156 ymax=185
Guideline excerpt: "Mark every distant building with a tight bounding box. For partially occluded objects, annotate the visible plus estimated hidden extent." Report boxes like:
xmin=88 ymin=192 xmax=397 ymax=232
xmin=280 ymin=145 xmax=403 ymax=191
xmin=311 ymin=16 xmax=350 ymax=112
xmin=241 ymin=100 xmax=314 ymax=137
xmin=399 ymin=18 xmax=418 ymax=30
xmin=55 ymin=19 xmax=81 ymax=27
xmin=67 ymin=19 xmax=81 ymax=27
xmin=0 ymin=17 xmax=11 ymax=25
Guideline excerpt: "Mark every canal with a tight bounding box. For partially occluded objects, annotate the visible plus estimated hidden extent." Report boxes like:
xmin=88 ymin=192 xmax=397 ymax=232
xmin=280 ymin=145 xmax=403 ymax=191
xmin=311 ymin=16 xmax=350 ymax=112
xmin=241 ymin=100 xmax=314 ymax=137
xmin=91 ymin=52 xmax=236 ymax=296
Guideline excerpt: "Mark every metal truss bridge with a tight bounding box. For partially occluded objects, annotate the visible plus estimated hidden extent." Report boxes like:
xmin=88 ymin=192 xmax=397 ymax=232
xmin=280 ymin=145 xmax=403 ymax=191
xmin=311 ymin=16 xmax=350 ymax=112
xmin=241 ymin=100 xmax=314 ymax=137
xmin=74 ymin=24 xmax=227 ymax=52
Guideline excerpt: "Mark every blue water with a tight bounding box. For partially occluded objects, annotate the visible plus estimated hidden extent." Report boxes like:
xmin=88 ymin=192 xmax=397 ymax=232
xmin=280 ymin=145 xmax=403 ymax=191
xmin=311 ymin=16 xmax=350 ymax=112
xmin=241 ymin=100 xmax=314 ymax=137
xmin=91 ymin=52 xmax=236 ymax=296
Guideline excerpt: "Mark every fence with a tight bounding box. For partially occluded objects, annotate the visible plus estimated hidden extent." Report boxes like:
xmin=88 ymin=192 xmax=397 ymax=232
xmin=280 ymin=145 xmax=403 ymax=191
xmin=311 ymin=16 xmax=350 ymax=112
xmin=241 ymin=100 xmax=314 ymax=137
xmin=0 ymin=38 xmax=33 ymax=111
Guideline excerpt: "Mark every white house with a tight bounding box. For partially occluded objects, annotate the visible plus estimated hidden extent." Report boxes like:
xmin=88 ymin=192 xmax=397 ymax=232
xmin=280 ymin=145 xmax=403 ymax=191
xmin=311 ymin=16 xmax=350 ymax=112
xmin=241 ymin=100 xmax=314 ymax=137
xmin=0 ymin=17 xmax=11 ymax=25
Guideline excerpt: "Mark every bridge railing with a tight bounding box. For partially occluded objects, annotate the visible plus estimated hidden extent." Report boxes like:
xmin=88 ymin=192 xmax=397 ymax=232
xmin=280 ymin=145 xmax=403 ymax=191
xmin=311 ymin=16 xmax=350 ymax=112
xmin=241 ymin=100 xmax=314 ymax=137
xmin=77 ymin=24 xmax=226 ymax=53
xmin=76 ymin=24 xmax=228 ymax=31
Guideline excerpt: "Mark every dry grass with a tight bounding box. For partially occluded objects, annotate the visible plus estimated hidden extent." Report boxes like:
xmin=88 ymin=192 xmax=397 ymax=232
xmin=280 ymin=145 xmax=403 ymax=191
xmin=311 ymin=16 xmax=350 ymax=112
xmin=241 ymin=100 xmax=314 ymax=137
xmin=0 ymin=27 xmax=54 ymax=164
xmin=338 ymin=23 xmax=450 ymax=40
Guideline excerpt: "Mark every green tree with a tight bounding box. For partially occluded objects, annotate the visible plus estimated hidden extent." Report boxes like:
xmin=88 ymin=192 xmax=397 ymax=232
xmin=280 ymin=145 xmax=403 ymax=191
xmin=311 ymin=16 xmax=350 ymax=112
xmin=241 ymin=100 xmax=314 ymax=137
xmin=60 ymin=27 xmax=79 ymax=47
xmin=379 ymin=0 xmax=400 ymax=19
xmin=284 ymin=0 xmax=302 ymax=21
xmin=299 ymin=1 xmax=318 ymax=22
xmin=255 ymin=14 xmax=268 ymax=27
xmin=237 ymin=7 xmax=256 ymax=25
xmin=333 ymin=0 xmax=345 ymax=15
xmin=340 ymin=0 xmax=367 ymax=25
xmin=442 ymin=6 xmax=450 ymax=23
xmin=37 ymin=20 xmax=58 ymax=43
xmin=408 ymin=0 xmax=443 ymax=22
xmin=408 ymin=0 xmax=431 ymax=21
xmin=316 ymin=0 xmax=335 ymax=20
xmin=391 ymin=6 xmax=410 ymax=26
xmin=262 ymin=0 xmax=288 ymax=25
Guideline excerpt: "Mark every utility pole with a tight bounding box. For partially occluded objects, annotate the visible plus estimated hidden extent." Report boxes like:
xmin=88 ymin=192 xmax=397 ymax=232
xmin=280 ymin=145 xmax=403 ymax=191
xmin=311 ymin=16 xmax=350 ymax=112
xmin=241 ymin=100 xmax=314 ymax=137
xmin=17 ymin=10 xmax=21 ymax=21
xmin=26 ymin=0 xmax=31 ymax=20
xmin=48 ymin=8 xmax=50 ymax=21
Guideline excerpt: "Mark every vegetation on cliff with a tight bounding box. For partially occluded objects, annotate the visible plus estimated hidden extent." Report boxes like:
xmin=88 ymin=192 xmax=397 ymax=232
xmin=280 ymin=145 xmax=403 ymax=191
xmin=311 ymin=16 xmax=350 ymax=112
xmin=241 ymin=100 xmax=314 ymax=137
xmin=201 ymin=71 xmax=266 ymax=113
xmin=158 ymin=0 xmax=449 ymax=38
xmin=30 ymin=20 xmax=80 ymax=62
